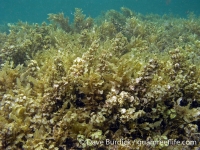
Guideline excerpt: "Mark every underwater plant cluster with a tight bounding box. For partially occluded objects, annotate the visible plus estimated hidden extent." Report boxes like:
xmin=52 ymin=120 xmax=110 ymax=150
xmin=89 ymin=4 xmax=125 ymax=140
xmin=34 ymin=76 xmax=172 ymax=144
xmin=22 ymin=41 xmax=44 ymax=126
xmin=0 ymin=7 xmax=200 ymax=149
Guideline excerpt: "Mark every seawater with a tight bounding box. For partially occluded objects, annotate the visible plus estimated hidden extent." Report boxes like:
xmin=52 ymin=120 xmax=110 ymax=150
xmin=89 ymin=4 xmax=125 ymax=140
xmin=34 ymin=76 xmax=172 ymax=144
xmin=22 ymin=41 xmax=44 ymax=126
xmin=0 ymin=0 xmax=200 ymax=24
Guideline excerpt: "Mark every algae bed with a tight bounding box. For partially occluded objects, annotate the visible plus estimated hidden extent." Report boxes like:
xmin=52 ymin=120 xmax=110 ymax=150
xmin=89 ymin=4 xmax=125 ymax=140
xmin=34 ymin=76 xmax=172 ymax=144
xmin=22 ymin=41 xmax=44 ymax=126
xmin=0 ymin=7 xmax=200 ymax=150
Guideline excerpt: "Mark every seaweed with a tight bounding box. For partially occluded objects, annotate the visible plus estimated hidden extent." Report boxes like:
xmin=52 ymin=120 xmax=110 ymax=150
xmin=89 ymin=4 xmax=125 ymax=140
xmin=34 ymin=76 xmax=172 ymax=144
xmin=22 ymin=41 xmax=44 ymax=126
xmin=0 ymin=7 xmax=200 ymax=149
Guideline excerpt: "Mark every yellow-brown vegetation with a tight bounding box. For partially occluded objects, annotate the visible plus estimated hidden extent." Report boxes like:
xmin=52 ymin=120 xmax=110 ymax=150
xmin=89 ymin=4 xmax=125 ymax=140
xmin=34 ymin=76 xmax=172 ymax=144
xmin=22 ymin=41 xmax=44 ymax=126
xmin=0 ymin=7 xmax=200 ymax=149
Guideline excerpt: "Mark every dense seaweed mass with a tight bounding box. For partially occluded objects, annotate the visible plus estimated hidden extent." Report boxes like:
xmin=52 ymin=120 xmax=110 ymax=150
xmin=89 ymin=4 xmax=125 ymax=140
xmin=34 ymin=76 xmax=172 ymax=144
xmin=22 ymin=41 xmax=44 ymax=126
xmin=0 ymin=7 xmax=200 ymax=149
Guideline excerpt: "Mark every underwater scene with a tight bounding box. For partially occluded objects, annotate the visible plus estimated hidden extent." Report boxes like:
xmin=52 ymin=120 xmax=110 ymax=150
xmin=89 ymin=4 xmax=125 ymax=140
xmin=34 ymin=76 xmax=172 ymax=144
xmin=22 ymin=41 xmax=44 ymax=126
xmin=1 ymin=0 xmax=200 ymax=149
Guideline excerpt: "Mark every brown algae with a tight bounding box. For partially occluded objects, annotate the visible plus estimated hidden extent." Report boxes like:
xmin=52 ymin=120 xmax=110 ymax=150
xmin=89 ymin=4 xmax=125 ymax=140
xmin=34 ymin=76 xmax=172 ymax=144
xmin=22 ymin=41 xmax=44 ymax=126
xmin=0 ymin=8 xmax=200 ymax=149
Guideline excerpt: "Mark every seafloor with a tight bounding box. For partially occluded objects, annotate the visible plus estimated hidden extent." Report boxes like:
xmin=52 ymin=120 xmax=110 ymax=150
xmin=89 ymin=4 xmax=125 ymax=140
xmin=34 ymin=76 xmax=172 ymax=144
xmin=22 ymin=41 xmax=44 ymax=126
xmin=0 ymin=7 xmax=200 ymax=150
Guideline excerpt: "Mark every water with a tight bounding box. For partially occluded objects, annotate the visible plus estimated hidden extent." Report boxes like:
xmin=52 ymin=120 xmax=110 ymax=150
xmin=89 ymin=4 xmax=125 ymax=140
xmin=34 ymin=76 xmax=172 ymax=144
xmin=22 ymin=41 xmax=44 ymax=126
xmin=0 ymin=0 xmax=200 ymax=24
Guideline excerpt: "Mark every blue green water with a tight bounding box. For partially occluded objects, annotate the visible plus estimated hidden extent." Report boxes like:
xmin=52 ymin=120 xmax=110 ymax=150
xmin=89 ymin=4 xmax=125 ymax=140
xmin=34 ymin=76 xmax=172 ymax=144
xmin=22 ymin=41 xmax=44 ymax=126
xmin=0 ymin=0 xmax=200 ymax=24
